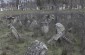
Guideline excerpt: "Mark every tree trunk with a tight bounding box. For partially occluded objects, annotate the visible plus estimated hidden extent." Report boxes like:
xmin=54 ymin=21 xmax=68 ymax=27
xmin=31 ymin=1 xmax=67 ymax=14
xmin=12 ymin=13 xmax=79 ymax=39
xmin=16 ymin=0 xmax=19 ymax=9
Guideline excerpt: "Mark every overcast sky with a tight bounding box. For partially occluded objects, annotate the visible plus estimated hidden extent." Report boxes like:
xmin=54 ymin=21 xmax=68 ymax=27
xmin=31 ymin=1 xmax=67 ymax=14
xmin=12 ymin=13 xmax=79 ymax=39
xmin=3 ymin=0 xmax=35 ymax=3
xmin=3 ymin=0 xmax=9 ymax=3
xmin=3 ymin=0 xmax=23 ymax=2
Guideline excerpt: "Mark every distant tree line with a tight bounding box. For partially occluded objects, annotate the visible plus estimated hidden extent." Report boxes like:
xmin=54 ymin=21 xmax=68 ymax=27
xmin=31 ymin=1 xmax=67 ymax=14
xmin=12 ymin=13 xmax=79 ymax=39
xmin=36 ymin=0 xmax=85 ymax=9
xmin=0 ymin=0 xmax=85 ymax=10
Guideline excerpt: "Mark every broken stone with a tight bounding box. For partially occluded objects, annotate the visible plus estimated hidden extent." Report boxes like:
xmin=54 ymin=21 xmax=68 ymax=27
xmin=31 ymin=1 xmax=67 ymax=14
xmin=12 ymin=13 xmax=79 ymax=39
xmin=25 ymin=40 xmax=48 ymax=55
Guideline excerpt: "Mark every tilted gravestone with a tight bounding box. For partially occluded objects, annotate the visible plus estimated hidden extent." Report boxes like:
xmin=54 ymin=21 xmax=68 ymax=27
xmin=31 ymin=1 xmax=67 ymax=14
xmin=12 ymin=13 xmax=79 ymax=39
xmin=6 ymin=16 xmax=22 ymax=41
xmin=48 ymin=23 xmax=65 ymax=43
xmin=25 ymin=40 xmax=48 ymax=55
xmin=9 ymin=24 xmax=21 ymax=41
xmin=48 ymin=23 xmax=73 ymax=44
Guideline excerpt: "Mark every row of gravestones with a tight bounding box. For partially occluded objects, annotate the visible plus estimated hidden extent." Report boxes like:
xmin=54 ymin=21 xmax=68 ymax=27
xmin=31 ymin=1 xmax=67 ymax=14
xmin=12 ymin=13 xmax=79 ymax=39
xmin=10 ymin=14 xmax=56 ymax=32
xmin=4 ymin=13 xmax=84 ymax=40
xmin=4 ymin=13 xmax=85 ymax=55
xmin=5 ymin=14 xmax=55 ymax=55
xmin=10 ymin=13 xmax=83 ymax=33
xmin=5 ymin=14 xmax=67 ymax=55
xmin=5 ymin=13 xmax=84 ymax=41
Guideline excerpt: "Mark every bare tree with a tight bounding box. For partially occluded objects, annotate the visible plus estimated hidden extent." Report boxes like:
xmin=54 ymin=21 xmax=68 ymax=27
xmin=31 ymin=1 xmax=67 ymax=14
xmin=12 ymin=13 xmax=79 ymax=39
xmin=16 ymin=0 xmax=19 ymax=9
xmin=36 ymin=0 xmax=42 ymax=10
xmin=80 ymin=0 xmax=84 ymax=9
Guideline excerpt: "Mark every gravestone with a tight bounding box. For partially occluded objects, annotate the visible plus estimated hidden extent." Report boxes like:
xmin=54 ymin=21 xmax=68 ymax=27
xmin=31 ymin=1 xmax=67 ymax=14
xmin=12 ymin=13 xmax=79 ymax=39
xmin=48 ymin=23 xmax=73 ymax=44
xmin=9 ymin=24 xmax=21 ymax=40
xmin=29 ymin=19 xmax=38 ymax=30
xmin=41 ymin=15 xmax=50 ymax=34
xmin=25 ymin=40 xmax=48 ymax=55
xmin=41 ymin=25 xmax=49 ymax=34
xmin=48 ymin=23 xmax=65 ymax=43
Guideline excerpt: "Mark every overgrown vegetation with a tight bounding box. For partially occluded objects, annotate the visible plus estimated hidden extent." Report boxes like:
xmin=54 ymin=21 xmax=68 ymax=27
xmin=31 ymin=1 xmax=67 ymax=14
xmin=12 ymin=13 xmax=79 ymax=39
xmin=0 ymin=13 xmax=83 ymax=55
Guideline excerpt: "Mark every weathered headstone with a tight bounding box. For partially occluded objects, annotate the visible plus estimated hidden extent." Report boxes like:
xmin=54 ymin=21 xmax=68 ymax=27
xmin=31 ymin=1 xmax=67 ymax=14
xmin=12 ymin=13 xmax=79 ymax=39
xmin=29 ymin=19 xmax=38 ymax=30
xmin=9 ymin=24 xmax=21 ymax=40
xmin=41 ymin=21 xmax=49 ymax=34
xmin=25 ymin=40 xmax=48 ymax=55
xmin=41 ymin=15 xmax=50 ymax=34
xmin=48 ymin=23 xmax=73 ymax=44
xmin=48 ymin=23 xmax=65 ymax=43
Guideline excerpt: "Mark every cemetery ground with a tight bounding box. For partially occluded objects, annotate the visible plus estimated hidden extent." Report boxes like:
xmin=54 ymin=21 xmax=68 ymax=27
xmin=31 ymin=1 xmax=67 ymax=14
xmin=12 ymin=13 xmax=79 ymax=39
xmin=0 ymin=9 xmax=85 ymax=17
xmin=0 ymin=22 xmax=64 ymax=55
xmin=0 ymin=9 xmax=83 ymax=55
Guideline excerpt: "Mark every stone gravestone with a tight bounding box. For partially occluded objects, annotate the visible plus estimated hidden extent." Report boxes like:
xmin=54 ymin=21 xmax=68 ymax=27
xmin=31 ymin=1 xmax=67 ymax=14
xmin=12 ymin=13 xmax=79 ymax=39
xmin=29 ymin=19 xmax=38 ymax=30
xmin=41 ymin=15 xmax=50 ymax=34
xmin=9 ymin=24 xmax=21 ymax=41
xmin=41 ymin=21 xmax=49 ymax=34
xmin=55 ymin=23 xmax=65 ymax=34
xmin=48 ymin=23 xmax=65 ymax=43
xmin=7 ymin=16 xmax=22 ymax=41
xmin=48 ymin=23 xmax=73 ymax=44
xmin=25 ymin=40 xmax=48 ymax=55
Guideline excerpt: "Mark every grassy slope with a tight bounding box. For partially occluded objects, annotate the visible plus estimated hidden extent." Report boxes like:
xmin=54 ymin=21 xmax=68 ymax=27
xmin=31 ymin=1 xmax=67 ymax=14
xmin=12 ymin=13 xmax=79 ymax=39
xmin=0 ymin=9 xmax=85 ymax=17
xmin=0 ymin=26 xmax=81 ymax=55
